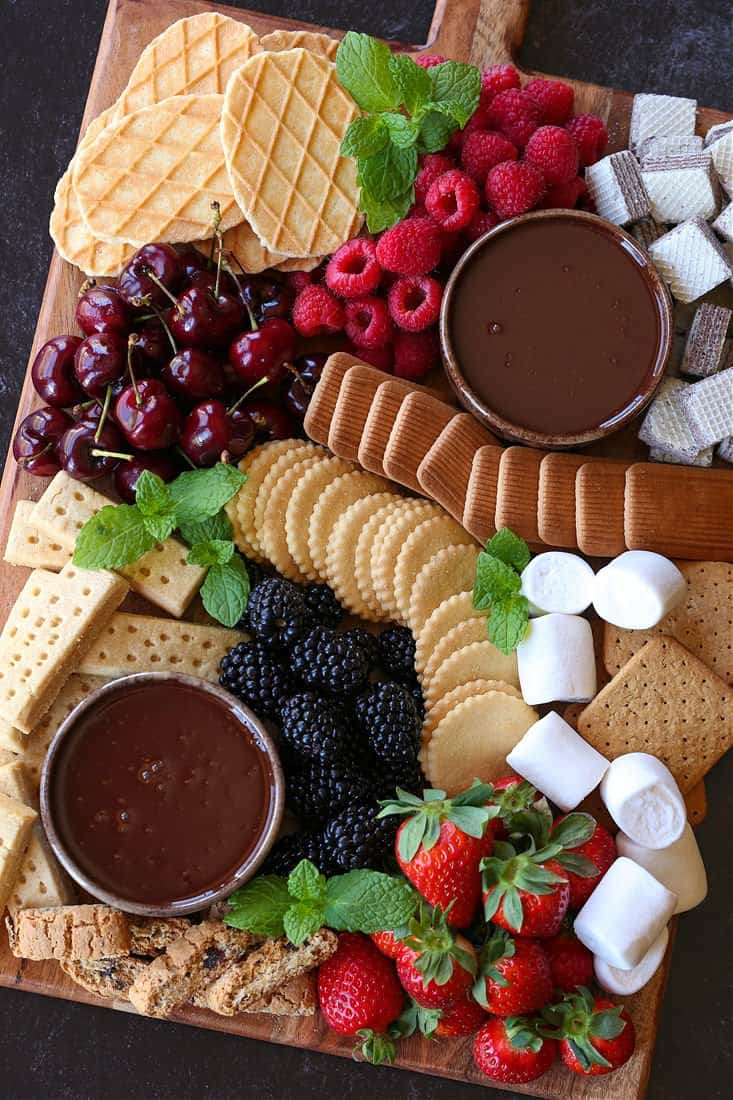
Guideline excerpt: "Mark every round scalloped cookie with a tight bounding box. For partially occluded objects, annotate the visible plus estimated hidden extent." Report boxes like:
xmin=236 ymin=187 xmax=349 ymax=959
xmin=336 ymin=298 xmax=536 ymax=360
xmin=253 ymin=441 xmax=322 ymax=556
xmin=325 ymin=493 xmax=402 ymax=618
xmin=370 ymin=501 xmax=442 ymax=623
xmin=420 ymin=678 xmax=523 ymax=757
xmin=415 ymin=591 xmax=480 ymax=677
xmin=421 ymin=618 xmax=489 ymax=693
xmin=285 ymin=455 xmax=355 ymax=580
xmin=354 ymin=499 xmax=410 ymax=619
xmin=425 ymin=692 xmax=538 ymax=794
xmin=260 ymin=454 xmax=323 ymax=581
xmin=393 ymin=514 xmax=477 ymax=624
xmin=408 ymin=543 xmax=480 ymax=635
xmin=425 ymin=639 xmax=520 ymax=712
xmin=308 ymin=471 xmax=391 ymax=582
xmin=227 ymin=441 xmax=295 ymax=562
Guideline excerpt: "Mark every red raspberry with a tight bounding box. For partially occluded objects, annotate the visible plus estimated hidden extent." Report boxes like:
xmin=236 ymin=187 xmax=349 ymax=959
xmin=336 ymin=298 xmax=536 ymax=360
xmin=345 ymin=340 xmax=394 ymax=372
xmin=291 ymin=284 xmax=344 ymax=337
xmin=393 ymin=328 xmax=438 ymax=380
xmin=461 ymin=130 xmax=518 ymax=184
xmin=415 ymin=54 xmax=447 ymax=69
xmin=376 ymin=217 xmax=442 ymax=275
xmin=344 ymin=295 xmax=393 ymax=349
xmin=425 ymin=169 xmax=479 ymax=232
xmin=388 ymin=275 xmax=443 ymax=332
xmin=414 ymin=153 xmax=456 ymax=205
xmin=465 ymin=208 xmax=499 ymax=242
xmin=479 ymin=63 xmax=521 ymax=109
xmin=524 ymin=125 xmax=579 ymax=185
xmin=566 ymin=113 xmax=608 ymax=166
xmin=487 ymin=89 xmax=542 ymax=148
xmin=485 ymin=160 xmax=545 ymax=219
xmin=524 ymin=77 xmax=575 ymax=124
xmin=440 ymin=229 xmax=466 ymax=266
xmin=325 ymin=238 xmax=381 ymax=298
xmin=538 ymin=175 xmax=587 ymax=210
xmin=286 ymin=269 xmax=315 ymax=294
xmin=461 ymin=104 xmax=494 ymax=142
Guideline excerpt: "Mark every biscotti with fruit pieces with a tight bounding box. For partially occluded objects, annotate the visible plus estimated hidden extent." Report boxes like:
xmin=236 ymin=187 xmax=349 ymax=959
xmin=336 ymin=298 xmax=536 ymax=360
xmin=6 ymin=904 xmax=130 ymax=961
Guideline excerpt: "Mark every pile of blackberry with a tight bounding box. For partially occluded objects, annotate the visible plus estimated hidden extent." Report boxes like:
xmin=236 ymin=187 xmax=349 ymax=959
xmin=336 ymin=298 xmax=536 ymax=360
xmin=220 ymin=572 xmax=425 ymax=876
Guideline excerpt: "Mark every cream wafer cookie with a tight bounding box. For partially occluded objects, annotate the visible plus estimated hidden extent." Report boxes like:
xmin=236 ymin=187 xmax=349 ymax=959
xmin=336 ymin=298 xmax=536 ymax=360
xmin=420 ymin=678 xmax=521 ymax=752
xmin=463 ymin=445 xmax=502 ymax=545
xmin=712 ymin=202 xmax=733 ymax=243
xmin=641 ymin=149 xmax=719 ymax=225
xmin=624 ymin=463 xmax=733 ymax=561
xmin=259 ymin=454 xmax=323 ymax=582
xmin=358 ymin=378 xmax=418 ymax=477
xmin=409 ymin=543 xmax=480 ymax=635
xmin=678 ymin=367 xmax=733 ymax=447
xmin=629 ymin=216 xmax=665 ymax=251
xmin=370 ymin=501 xmax=440 ymax=622
xmin=718 ymin=437 xmax=733 ymax=463
xmin=285 ymin=455 xmax=355 ymax=580
xmin=4 ymin=501 xmax=71 ymax=571
xmin=325 ymin=493 xmax=401 ymax=618
xmin=303 ymin=353 xmax=362 ymax=445
xmin=649 ymin=218 xmax=733 ymax=303
xmin=585 ymin=152 xmax=650 ymax=226
xmin=393 ymin=515 xmax=476 ymax=623
xmin=639 ymin=135 xmax=704 ymax=163
xmin=638 ymin=377 xmax=702 ymax=460
xmin=415 ymin=591 xmax=479 ymax=677
xmin=23 ymin=675 xmax=108 ymax=790
xmin=710 ymin=128 xmax=733 ymax=193
xmin=649 ymin=445 xmax=713 ymax=467
xmin=383 ymin=391 xmax=456 ymax=493
xmin=353 ymin=500 xmax=409 ymax=620
xmin=417 ymin=414 xmax=499 ymax=523
xmin=681 ymin=303 xmax=731 ymax=378
xmin=629 ymin=93 xmax=696 ymax=153
xmin=328 ymin=365 xmax=386 ymax=462
xmin=308 ymin=470 xmax=391 ymax=582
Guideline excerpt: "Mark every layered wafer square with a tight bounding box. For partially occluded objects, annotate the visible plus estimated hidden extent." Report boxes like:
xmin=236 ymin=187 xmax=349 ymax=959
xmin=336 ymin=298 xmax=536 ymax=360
xmin=680 ymin=303 xmax=731 ymax=378
xmin=624 ymin=464 xmax=733 ymax=561
xmin=383 ymin=392 xmax=455 ymax=493
xmin=649 ymin=218 xmax=733 ymax=303
xmin=494 ymin=447 xmax=545 ymax=546
xmin=629 ymin=93 xmax=697 ymax=152
xmin=678 ymin=367 xmax=733 ymax=447
xmin=463 ymin=446 xmax=503 ymax=544
xmin=328 ymin=365 xmax=386 ymax=462
xmin=576 ymin=460 xmax=631 ymax=557
xmin=585 ymin=152 xmax=650 ymax=225
xmin=417 ymin=414 xmax=499 ymax=524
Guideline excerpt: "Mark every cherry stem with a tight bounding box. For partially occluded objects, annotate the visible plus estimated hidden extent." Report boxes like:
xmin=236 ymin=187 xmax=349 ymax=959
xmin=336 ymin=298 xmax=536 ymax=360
xmin=226 ymin=374 xmax=269 ymax=415
xmin=142 ymin=300 xmax=177 ymax=354
xmin=17 ymin=444 xmax=53 ymax=466
xmin=208 ymin=201 xmax=222 ymax=269
xmin=222 ymin=248 xmax=260 ymax=332
xmin=140 ymin=266 xmax=182 ymax=314
xmin=94 ymin=385 xmax=112 ymax=443
xmin=176 ymin=445 xmax=197 ymax=470
xmin=91 ymin=449 xmax=133 ymax=462
xmin=214 ymin=231 xmax=225 ymax=301
xmin=78 ymin=277 xmax=97 ymax=298
xmin=127 ymin=335 xmax=142 ymax=406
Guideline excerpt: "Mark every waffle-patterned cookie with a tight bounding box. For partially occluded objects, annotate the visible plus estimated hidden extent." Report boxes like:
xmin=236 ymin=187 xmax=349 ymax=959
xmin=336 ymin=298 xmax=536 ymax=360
xmin=638 ymin=377 xmax=702 ymax=460
xmin=629 ymin=93 xmax=696 ymax=152
xmin=678 ymin=367 xmax=733 ymax=447
xmin=50 ymin=167 xmax=135 ymax=276
xmin=710 ymin=129 xmax=733 ymax=193
xmin=74 ymin=94 xmax=242 ymax=247
xmin=221 ymin=48 xmax=361 ymax=258
xmin=680 ymin=303 xmax=731 ymax=378
xmin=260 ymin=29 xmax=339 ymax=59
xmin=713 ymin=202 xmax=733 ymax=242
xmin=585 ymin=151 xmax=650 ymax=225
xmin=195 ymin=219 xmax=287 ymax=273
xmin=641 ymin=151 xmax=719 ymax=225
xmin=649 ymin=218 xmax=733 ymax=303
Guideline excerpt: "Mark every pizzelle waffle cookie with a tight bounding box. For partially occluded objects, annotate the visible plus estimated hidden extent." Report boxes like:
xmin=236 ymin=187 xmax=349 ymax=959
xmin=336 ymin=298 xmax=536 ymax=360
xmin=50 ymin=167 xmax=136 ymax=277
xmin=195 ymin=218 xmax=288 ymax=274
xmin=220 ymin=49 xmax=361 ymax=258
xmin=259 ymin=29 xmax=339 ymax=60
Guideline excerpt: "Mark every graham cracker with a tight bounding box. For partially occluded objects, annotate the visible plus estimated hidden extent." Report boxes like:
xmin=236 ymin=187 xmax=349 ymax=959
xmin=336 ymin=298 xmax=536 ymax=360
xmin=23 ymin=674 xmax=108 ymax=790
xmin=4 ymin=501 xmax=71 ymax=571
xmin=576 ymin=460 xmax=631 ymax=557
xmin=683 ymin=780 xmax=708 ymax=826
xmin=383 ymin=391 xmax=456 ymax=493
xmin=0 ymin=794 xmax=38 ymax=913
xmin=308 ymin=470 xmax=391 ymax=582
xmin=325 ymin=493 xmax=402 ymax=619
xmin=260 ymin=454 xmax=323 ymax=582
xmin=358 ymin=378 xmax=419 ymax=477
xmin=353 ymin=500 xmax=410 ymax=620
xmin=409 ymin=543 xmax=481 ymax=635
xmin=603 ymin=561 xmax=733 ymax=685
xmin=303 ymin=353 xmax=361 ymax=445
xmin=624 ymin=464 xmax=733 ymax=561
xmin=463 ymin=446 xmax=502 ymax=545
xmin=415 ymin=590 xmax=480 ymax=676
xmin=393 ymin=514 xmax=476 ymax=623
xmin=537 ymin=453 xmax=586 ymax=548
xmin=495 ymin=447 xmax=546 ymax=546
xmin=285 ymin=454 xmax=355 ymax=581
xmin=577 ymin=636 xmax=733 ymax=792
xmin=417 ymin=414 xmax=500 ymax=523
xmin=77 ymin=613 xmax=240 ymax=683
xmin=328 ymin=365 xmax=385 ymax=462
xmin=0 ymin=564 xmax=128 ymax=733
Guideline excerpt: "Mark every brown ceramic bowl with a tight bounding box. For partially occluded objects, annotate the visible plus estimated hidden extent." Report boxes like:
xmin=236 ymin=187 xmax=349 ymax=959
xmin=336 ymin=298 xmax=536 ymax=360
xmin=40 ymin=673 xmax=285 ymax=918
xmin=440 ymin=209 xmax=673 ymax=449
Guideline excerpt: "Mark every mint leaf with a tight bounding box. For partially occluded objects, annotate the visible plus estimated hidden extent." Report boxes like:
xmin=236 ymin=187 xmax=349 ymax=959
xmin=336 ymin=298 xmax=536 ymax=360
xmin=187 ymin=539 xmax=235 ymax=568
xmin=170 ymin=463 xmax=246 ymax=525
xmin=142 ymin=514 xmax=176 ymax=544
xmin=388 ymin=53 xmax=430 ymax=115
xmin=488 ymin=594 xmax=530 ymax=655
xmin=288 ymin=859 xmax=328 ymax=903
xmin=178 ymin=509 xmax=232 ymax=546
xmin=324 ymin=871 xmax=416 ymax=933
xmin=474 ymin=552 xmax=521 ymax=610
xmin=336 ymin=32 xmax=398 ymax=113
xmin=135 ymin=470 xmax=174 ymax=519
xmin=417 ymin=109 xmax=456 ymax=153
xmin=73 ymin=504 xmax=157 ymax=570
xmin=359 ymin=185 xmax=413 ymax=233
xmin=428 ymin=61 xmax=481 ymax=127
xmin=381 ymin=112 xmax=419 ymax=149
xmin=283 ymin=902 xmax=326 ymax=946
xmin=486 ymin=528 xmax=531 ymax=572
xmin=200 ymin=555 xmax=250 ymax=627
xmin=224 ymin=875 xmax=291 ymax=937
xmin=358 ymin=142 xmax=418 ymax=202
xmin=340 ymin=115 xmax=389 ymax=159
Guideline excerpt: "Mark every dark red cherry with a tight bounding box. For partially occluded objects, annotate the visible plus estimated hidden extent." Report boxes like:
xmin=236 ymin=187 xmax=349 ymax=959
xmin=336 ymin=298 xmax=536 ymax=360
xmin=133 ymin=322 xmax=170 ymax=370
xmin=114 ymin=452 xmax=179 ymax=503
xmin=239 ymin=276 xmax=293 ymax=324
xmin=188 ymin=267 xmax=239 ymax=297
xmin=245 ymin=398 xmax=295 ymax=442
xmin=176 ymin=247 xmax=209 ymax=282
xmin=76 ymin=284 xmax=131 ymax=336
xmin=31 ymin=335 xmax=84 ymax=407
xmin=115 ymin=379 xmax=181 ymax=451
xmin=225 ymin=406 xmax=257 ymax=460
xmin=118 ymin=243 xmax=182 ymax=309
xmin=13 ymin=407 xmax=73 ymax=477
xmin=160 ymin=349 xmax=226 ymax=402
xmin=229 ymin=318 xmax=296 ymax=389
xmin=169 ymin=285 xmax=244 ymax=350
xmin=284 ymin=353 xmax=327 ymax=421
xmin=180 ymin=401 xmax=255 ymax=467
xmin=58 ymin=420 xmax=129 ymax=482
xmin=74 ymin=332 xmax=128 ymax=398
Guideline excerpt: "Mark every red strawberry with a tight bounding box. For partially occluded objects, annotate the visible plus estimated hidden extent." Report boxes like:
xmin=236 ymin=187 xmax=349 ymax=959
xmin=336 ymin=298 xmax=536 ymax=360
xmin=481 ymin=841 xmax=570 ymax=938
xmin=378 ymin=781 xmax=497 ymax=928
xmin=370 ymin=929 xmax=406 ymax=960
xmin=396 ymin=905 xmax=477 ymax=1009
xmin=544 ymin=931 xmax=594 ymax=993
xmin=317 ymin=933 xmax=404 ymax=1063
xmin=489 ymin=775 xmax=544 ymax=839
xmin=474 ymin=1016 xmax=557 ymax=1084
xmin=435 ymin=996 xmax=487 ymax=1037
xmin=552 ymin=816 xmax=616 ymax=908
xmin=542 ymin=988 xmax=635 ymax=1075
xmin=473 ymin=929 xmax=553 ymax=1017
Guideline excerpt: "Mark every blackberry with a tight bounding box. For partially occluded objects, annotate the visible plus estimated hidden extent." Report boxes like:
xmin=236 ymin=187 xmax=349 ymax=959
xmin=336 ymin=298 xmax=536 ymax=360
xmin=286 ymin=756 xmax=372 ymax=824
xmin=246 ymin=576 xmax=308 ymax=650
xmin=350 ymin=627 xmax=380 ymax=669
xmin=322 ymin=801 xmax=399 ymax=872
xmin=290 ymin=626 xmax=372 ymax=697
xmin=280 ymin=692 xmax=361 ymax=765
xmin=303 ymin=584 xmax=344 ymax=629
xmin=407 ymin=677 xmax=426 ymax=723
xmin=354 ymin=682 xmax=421 ymax=766
xmin=219 ymin=639 xmax=292 ymax=720
xmin=263 ymin=828 xmax=333 ymax=877
xmin=377 ymin=625 xmax=417 ymax=681
xmin=372 ymin=759 xmax=426 ymax=800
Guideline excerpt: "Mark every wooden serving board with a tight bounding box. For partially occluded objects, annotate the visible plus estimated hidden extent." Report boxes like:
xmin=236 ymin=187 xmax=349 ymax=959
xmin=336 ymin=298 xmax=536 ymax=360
xmin=0 ymin=1 xmax=730 ymax=1097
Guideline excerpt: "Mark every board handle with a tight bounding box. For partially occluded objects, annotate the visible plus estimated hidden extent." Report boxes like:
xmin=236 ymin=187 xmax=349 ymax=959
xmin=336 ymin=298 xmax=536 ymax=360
xmin=426 ymin=0 xmax=530 ymax=66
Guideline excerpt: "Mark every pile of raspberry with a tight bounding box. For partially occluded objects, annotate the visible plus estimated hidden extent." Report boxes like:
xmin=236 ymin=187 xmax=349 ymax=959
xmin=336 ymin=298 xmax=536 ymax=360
xmin=285 ymin=62 xmax=608 ymax=384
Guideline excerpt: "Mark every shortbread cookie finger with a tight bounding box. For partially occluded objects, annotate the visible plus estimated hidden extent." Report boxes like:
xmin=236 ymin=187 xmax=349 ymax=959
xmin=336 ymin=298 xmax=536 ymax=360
xmin=325 ymin=493 xmax=402 ymax=618
xmin=260 ymin=455 xmax=323 ymax=581
xmin=409 ymin=543 xmax=480 ymax=635
xmin=425 ymin=639 xmax=520 ymax=712
xmin=393 ymin=514 xmax=476 ymax=623
xmin=371 ymin=501 xmax=441 ymax=622
xmin=308 ymin=471 xmax=391 ymax=582
xmin=285 ymin=455 xmax=355 ymax=580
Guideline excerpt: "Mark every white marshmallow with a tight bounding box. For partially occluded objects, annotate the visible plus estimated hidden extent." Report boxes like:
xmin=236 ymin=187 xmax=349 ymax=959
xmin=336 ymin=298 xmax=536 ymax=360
xmin=506 ymin=711 xmax=609 ymax=811
xmin=594 ymin=927 xmax=669 ymax=995
xmin=520 ymin=552 xmax=595 ymax=616
xmin=516 ymin=614 xmax=596 ymax=706
xmin=617 ymin=823 xmax=707 ymax=913
xmin=592 ymin=550 xmax=686 ymax=630
xmin=600 ymin=753 xmax=686 ymax=849
xmin=574 ymin=857 xmax=677 ymax=970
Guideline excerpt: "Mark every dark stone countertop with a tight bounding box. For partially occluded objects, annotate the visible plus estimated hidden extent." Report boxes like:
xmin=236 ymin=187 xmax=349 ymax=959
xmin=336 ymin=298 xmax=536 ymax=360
xmin=0 ymin=2 xmax=731 ymax=1098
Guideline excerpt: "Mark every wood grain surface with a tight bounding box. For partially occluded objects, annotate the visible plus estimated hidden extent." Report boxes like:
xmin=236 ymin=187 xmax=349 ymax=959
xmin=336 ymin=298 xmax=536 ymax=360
xmin=0 ymin=1 xmax=729 ymax=1097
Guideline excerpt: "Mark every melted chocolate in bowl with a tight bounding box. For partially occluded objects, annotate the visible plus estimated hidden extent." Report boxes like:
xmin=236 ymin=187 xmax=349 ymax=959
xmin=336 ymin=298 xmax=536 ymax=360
xmin=48 ymin=680 xmax=275 ymax=909
xmin=447 ymin=214 xmax=665 ymax=439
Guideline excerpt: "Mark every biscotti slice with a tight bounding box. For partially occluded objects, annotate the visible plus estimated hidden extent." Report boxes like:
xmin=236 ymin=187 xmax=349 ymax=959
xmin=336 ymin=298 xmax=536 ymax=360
xmin=128 ymin=921 xmax=258 ymax=1018
xmin=197 ymin=929 xmax=337 ymax=1016
xmin=0 ymin=793 xmax=37 ymax=911
xmin=4 ymin=500 xmax=71 ymax=571
xmin=6 ymin=825 xmax=76 ymax=916
xmin=244 ymin=972 xmax=317 ymax=1016
xmin=6 ymin=904 xmax=130 ymax=961
xmin=0 ymin=564 xmax=128 ymax=732
xmin=129 ymin=918 xmax=192 ymax=956
xmin=30 ymin=471 xmax=204 ymax=617
xmin=61 ymin=956 xmax=149 ymax=1001
xmin=77 ymin=613 xmax=240 ymax=682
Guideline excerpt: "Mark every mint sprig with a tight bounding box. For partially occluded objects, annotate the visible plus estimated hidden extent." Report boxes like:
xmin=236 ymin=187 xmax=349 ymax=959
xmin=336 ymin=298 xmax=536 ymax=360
xmin=472 ymin=527 xmax=532 ymax=655
xmin=336 ymin=33 xmax=480 ymax=231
